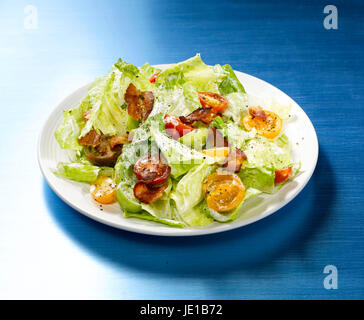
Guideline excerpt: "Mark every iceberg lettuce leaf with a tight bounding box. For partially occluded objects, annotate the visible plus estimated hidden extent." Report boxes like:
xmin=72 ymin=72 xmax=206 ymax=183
xmin=210 ymin=116 xmax=256 ymax=149
xmin=55 ymin=59 xmax=149 ymax=151
xmin=54 ymin=162 xmax=100 ymax=183
xmin=224 ymin=92 xmax=249 ymax=123
xmin=244 ymin=134 xmax=293 ymax=170
xmin=123 ymin=210 xmax=185 ymax=228
xmin=218 ymin=64 xmax=246 ymax=95
xmin=179 ymin=202 xmax=214 ymax=227
xmin=151 ymin=128 xmax=219 ymax=178
xmin=171 ymin=162 xmax=216 ymax=221
xmin=138 ymin=62 xmax=161 ymax=80
xmin=238 ymin=166 xmax=275 ymax=193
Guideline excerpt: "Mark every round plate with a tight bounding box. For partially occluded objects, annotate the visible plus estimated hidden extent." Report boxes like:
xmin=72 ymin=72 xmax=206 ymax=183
xmin=38 ymin=65 xmax=318 ymax=236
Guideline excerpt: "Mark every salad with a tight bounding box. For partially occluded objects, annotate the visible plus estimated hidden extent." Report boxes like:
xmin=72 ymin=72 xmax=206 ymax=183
xmin=54 ymin=54 xmax=300 ymax=228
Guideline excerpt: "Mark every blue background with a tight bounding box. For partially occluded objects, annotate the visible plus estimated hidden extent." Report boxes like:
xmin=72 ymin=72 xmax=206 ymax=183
xmin=0 ymin=0 xmax=363 ymax=299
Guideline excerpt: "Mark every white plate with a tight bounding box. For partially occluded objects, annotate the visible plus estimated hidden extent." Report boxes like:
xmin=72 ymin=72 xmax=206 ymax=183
xmin=38 ymin=65 xmax=318 ymax=236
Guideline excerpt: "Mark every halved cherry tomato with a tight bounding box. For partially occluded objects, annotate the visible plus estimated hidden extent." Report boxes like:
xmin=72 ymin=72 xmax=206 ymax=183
xmin=133 ymin=181 xmax=167 ymax=204
xmin=242 ymin=107 xmax=283 ymax=139
xmin=90 ymin=176 xmax=117 ymax=204
xmin=202 ymin=172 xmax=245 ymax=213
xmin=164 ymin=114 xmax=195 ymax=139
xmin=198 ymin=92 xmax=228 ymax=113
xmin=201 ymin=147 xmax=230 ymax=158
xmin=133 ymin=154 xmax=171 ymax=185
xmin=149 ymin=72 xmax=160 ymax=83
xmin=274 ymin=167 xmax=292 ymax=184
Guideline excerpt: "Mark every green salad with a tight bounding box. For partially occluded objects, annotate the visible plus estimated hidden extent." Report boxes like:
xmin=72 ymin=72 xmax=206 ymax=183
xmin=54 ymin=54 xmax=300 ymax=228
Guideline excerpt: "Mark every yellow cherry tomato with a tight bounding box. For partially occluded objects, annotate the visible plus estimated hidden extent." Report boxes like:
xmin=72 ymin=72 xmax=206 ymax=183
xmin=90 ymin=176 xmax=117 ymax=204
xmin=243 ymin=109 xmax=282 ymax=139
xmin=201 ymin=147 xmax=230 ymax=158
xmin=202 ymin=172 xmax=246 ymax=213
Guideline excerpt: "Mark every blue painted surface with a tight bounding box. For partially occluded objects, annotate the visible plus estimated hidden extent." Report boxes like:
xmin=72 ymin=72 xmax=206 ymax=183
xmin=0 ymin=0 xmax=363 ymax=299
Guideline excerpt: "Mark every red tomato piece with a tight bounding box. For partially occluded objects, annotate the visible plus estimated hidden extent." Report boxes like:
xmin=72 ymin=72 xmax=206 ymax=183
xmin=198 ymin=92 xmax=228 ymax=113
xmin=164 ymin=114 xmax=195 ymax=139
xmin=133 ymin=154 xmax=171 ymax=185
xmin=274 ymin=167 xmax=292 ymax=184
xmin=149 ymin=72 xmax=160 ymax=83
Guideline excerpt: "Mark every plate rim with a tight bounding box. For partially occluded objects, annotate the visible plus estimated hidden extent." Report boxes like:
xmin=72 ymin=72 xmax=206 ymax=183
xmin=38 ymin=65 xmax=319 ymax=237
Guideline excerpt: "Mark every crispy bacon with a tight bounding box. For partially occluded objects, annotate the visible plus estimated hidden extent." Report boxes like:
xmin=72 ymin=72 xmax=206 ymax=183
xmin=179 ymin=107 xmax=220 ymax=125
xmin=249 ymin=106 xmax=267 ymax=121
xmin=80 ymin=131 xmax=129 ymax=167
xmin=125 ymin=83 xmax=154 ymax=121
xmin=109 ymin=133 xmax=129 ymax=151
xmin=133 ymin=181 xmax=167 ymax=204
xmin=222 ymin=147 xmax=247 ymax=173
xmin=78 ymin=129 xmax=101 ymax=147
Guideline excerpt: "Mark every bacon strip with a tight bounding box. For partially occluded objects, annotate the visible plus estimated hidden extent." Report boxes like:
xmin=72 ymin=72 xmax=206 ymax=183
xmin=249 ymin=106 xmax=267 ymax=121
xmin=179 ymin=107 xmax=220 ymax=125
xmin=78 ymin=129 xmax=101 ymax=147
xmin=133 ymin=182 xmax=167 ymax=204
xmin=79 ymin=131 xmax=128 ymax=167
xmin=109 ymin=133 xmax=129 ymax=151
xmin=222 ymin=148 xmax=247 ymax=173
xmin=125 ymin=83 xmax=154 ymax=121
